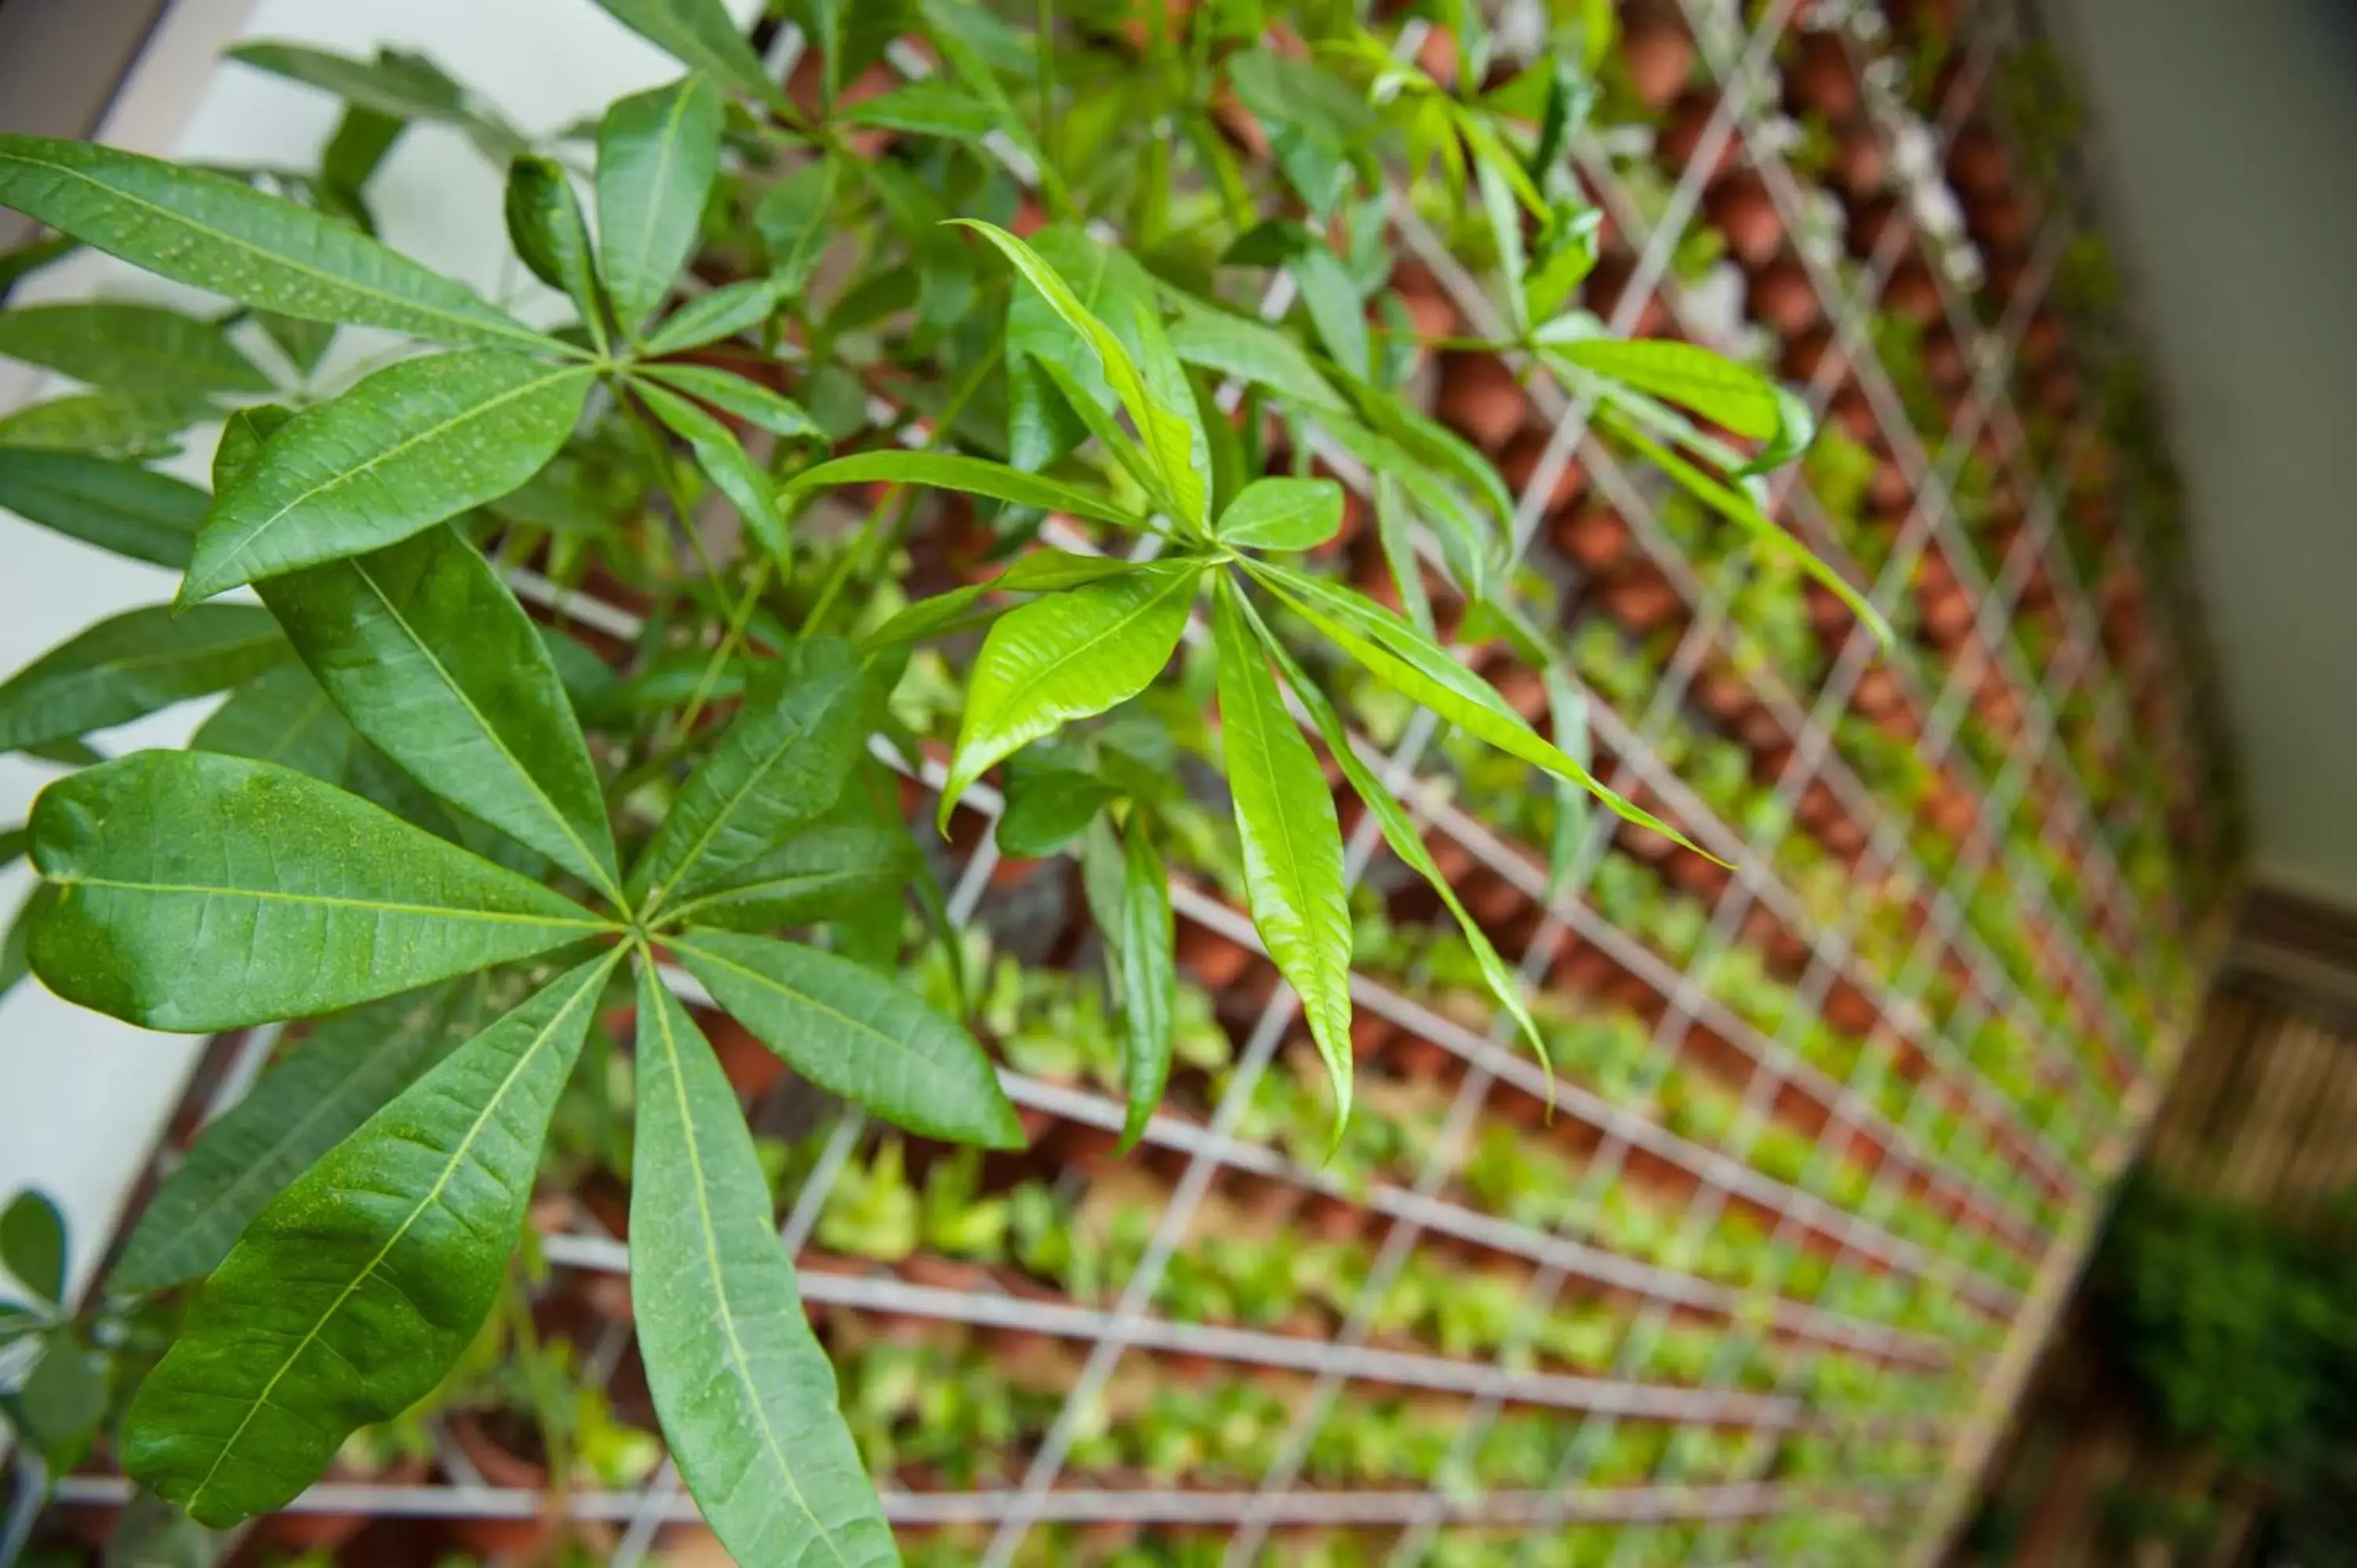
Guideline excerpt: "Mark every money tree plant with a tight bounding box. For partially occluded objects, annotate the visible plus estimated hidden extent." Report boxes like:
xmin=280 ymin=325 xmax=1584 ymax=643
xmin=0 ymin=0 xmax=1864 ymax=1557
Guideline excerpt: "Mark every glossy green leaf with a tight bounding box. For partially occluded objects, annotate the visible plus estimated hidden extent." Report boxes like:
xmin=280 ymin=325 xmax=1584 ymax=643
xmin=586 ymin=0 xmax=783 ymax=103
xmin=257 ymin=524 xmax=621 ymax=898
xmin=1246 ymin=560 xmax=1706 ymax=855
xmin=661 ymin=824 xmax=907 ymax=932
xmin=0 ymin=303 xmax=270 ymax=399
xmin=182 ymin=350 xmax=594 ymax=603
xmin=1217 ymin=477 xmax=1343 ymax=551
xmin=0 ymin=604 xmax=284 ymax=754
xmin=108 ymin=980 xmax=482 ymax=1294
xmin=504 ymin=154 xmax=607 ymax=344
xmin=0 ymin=134 xmax=552 ymax=349
xmin=0 ymin=1190 xmax=66 ymax=1303
xmin=642 ymin=273 xmax=794 ymax=356
xmin=859 ymin=551 xmax=1144 ymax=649
xmin=1563 ymin=336 xmax=1786 ymax=442
xmin=1736 ymin=383 xmax=1818 ymax=478
xmin=997 ymin=749 xmax=1118 ymax=857
xmin=189 ymin=661 xmax=357 ymax=783
xmin=597 ymin=75 xmax=724 ymax=334
xmin=628 ymin=965 xmax=896 ymax=1568
xmin=631 ymin=637 xmax=891 ymax=916
xmin=0 ymin=449 xmax=206 ymax=567
xmin=634 ymin=377 xmax=789 ymax=566
xmin=211 ymin=403 xmax=291 ymax=493
xmin=28 ymin=751 xmax=610 ymax=1031
xmin=943 ymin=559 xmax=1200 ymax=826
xmin=640 ymin=364 xmax=822 ymax=441
xmin=122 ymin=954 xmax=614 ymax=1524
xmin=785 ymin=449 xmax=1147 ymax=529
xmin=677 ymin=930 xmax=1021 ymax=1147
xmin=1210 ymin=577 xmax=1353 ymax=1127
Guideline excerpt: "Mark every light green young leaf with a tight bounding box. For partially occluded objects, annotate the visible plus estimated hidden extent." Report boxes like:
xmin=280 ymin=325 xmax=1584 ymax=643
xmin=258 ymin=524 xmax=621 ymax=899
xmin=597 ymin=75 xmax=724 ymax=335
xmin=1563 ymin=337 xmax=1788 ymax=443
xmin=1372 ymin=471 xmax=1434 ymax=635
xmin=587 ymin=0 xmax=784 ymax=104
xmin=0 ymin=135 xmax=554 ymax=350
xmin=0 ymin=303 xmax=270 ymax=400
xmin=0 ymin=604 xmax=284 ymax=754
xmin=1164 ymin=295 xmax=1351 ymax=416
xmin=942 ymin=559 xmax=1201 ymax=827
xmin=661 ymin=824 xmax=907 ymax=932
xmin=1112 ymin=818 xmax=1176 ymax=1148
xmin=1000 ymin=225 xmax=1157 ymax=471
xmin=121 ymin=954 xmax=613 ymax=1524
xmin=785 ymin=449 xmax=1148 ymax=529
xmin=640 ymin=364 xmax=822 ymax=441
xmin=630 ymin=638 xmax=891 ymax=915
xmin=629 ymin=965 xmax=897 ymax=1568
xmin=0 ymin=449 xmax=207 ymax=567
xmin=181 ymin=349 xmax=594 ymax=603
xmin=0 ymin=1191 xmax=65 ymax=1304
xmin=108 ymin=980 xmax=482 ymax=1294
xmin=841 ymin=79 xmax=999 ymax=137
xmin=1210 ymin=577 xmax=1354 ymax=1128
xmin=190 ymin=661 xmax=357 ymax=783
xmin=28 ymin=751 xmax=611 ymax=1031
xmin=633 ymin=377 xmax=790 ymax=566
xmin=677 ymin=931 xmax=1022 ymax=1147
xmin=1544 ymin=666 xmax=1593 ymax=900
xmin=1217 ymin=477 xmax=1343 ymax=551
xmin=641 ymin=273 xmax=795 ymax=356
xmin=504 ymin=154 xmax=607 ymax=346
xmin=752 ymin=160 xmax=838 ymax=297
xmin=858 ymin=551 xmax=1145 ymax=650
xmin=0 ymin=391 xmax=200 ymax=458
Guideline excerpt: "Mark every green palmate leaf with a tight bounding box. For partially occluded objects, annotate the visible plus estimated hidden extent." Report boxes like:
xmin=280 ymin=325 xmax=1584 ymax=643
xmin=1563 ymin=336 xmax=1787 ymax=444
xmin=597 ymin=75 xmax=724 ymax=335
xmin=641 ymin=273 xmax=794 ymax=357
xmin=633 ymin=377 xmax=790 ymax=566
xmin=122 ymin=954 xmax=613 ymax=1525
xmin=28 ymin=751 xmax=610 ymax=1031
xmin=992 ymin=222 xmax=1152 ymax=471
xmin=784 ymin=449 xmax=1148 ymax=529
xmin=0 ymin=303 xmax=270 ymax=400
xmin=752 ymin=160 xmax=838 ymax=296
xmin=190 ymin=661 xmax=357 ymax=783
xmin=840 ymin=79 xmax=999 ymax=137
xmin=1372 ymin=471 xmax=1434 ymax=635
xmin=1240 ymin=592 xmax=1548 ymax=1074
xmin=628 ymin=966 xmax=896 ymax=1568
xmin=860 ymin=551 xmax=1144 ymax=650
xmin=0 ymin=449 xmax=207 ymax=567
xmin=1112 ymin=818 xmax=1176 ymax=1148
xmin=0 ymin=1190 xmax=66 ymax=1303
xmin=676 ymin=931 xmax=1022 ymax=1147
xmin=1229 ymin=220 xmax=1369 ymax=378
xmin=0 ymin=391 xmax=200 ymax=458
xmin=661 ymin=824 xmax=907 ymax=932
xmin=0 ymin=135 xmax=553 ymax=350
xmin=0 ymin=604 xmax=284 ymax=754
xmin=1164 ymin=295 xmax=1351 ymax=416
xmin=181 ymin=349 xmax=594 ymax=603
xmin=229 ymin=42 xmax=522 ymax=161
xmin=1245 ymin=560 xmax=1708 ymax=855
xmin=503 ymin=154 xmax=607 ymax=346
xmin=942 ymin=559 xmax=1201 ymax=826
xmin=640 ymin=364 xmax=822 ymax=441
xmin=108 ymin=980 xmax=482 ymax=1295
xmin=257 ymin=524 xmax=621 ymax=898
xmin=1217 ymin=477 xmax=1344 ymax=551
xmin=586 ymin=0 xmax=782 ymax=104
xmin=630 ymin=637 xmax=890 ymax=916
xmin=953 ymin=220 xmax=1209 ymax=529
xmin=1209 ymin=577 xmax=1354 ymax=1128
xmin=997 ymin=749 xmax=1118 ymax=857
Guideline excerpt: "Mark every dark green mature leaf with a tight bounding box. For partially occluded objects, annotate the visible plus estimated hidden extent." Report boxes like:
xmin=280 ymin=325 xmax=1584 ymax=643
xmin=109 ymin=981 xmax=482 ymax=1295
xmin=0 ymin=135 xmax=552 ymax=350
xmin=1 ymin=885 xmax=53 ymax=1001
xmin=211 ymin=403 xmax=291 ymax=493
xmin=0 ymin=449 xmax=207 ymax=567
xmin=181 ymin=350 xmax=594 ymax=603
xmin=1109 ymin=818 xmax=1175 ymax=1148
xmin=752 ymin=160 xmax=838 ymax=296
xmin=122 ymin=954 xmax=614 ymax=1525
xmin=1209 ymin=577 xmax=1354 ymax=1127
xmin=1218 ymin=477 xmax=1343 ymax=551
xmin=1225 ymin=48 xmax=1375 ymax=217
xmin=0 ymin=604 xmax=284 ymax=754
xmin=585 ymin=0 xmax=783 ymax=104
xmin=28 ymin=751 xmax=611 ymax=1031
xmin=14 ymin=1339 xmax=106 ymax=1461
xmin=0 ymin=1190 xmax=66 ymax=1303
xmin=629 ymin=965 xmax=896 ymax=1568
xmin=190 ymin=661 xmax=357 ymax=783
xmin=660 ymin=825 xmax=907 ymax=932
xmin=786 ymin=449 xmax=1147 ymax=529
xmin=841 ymin=79 xmax=999 ymax=137
xmin=504 ymin=154 xmax=607 ymax=342
xmin=1372 ymin=471 xmax=1434 ymax=635
xmin=0 ymin=303 xmax=270 ymax=400
xmin=642 ymin=273 xmax=794 ymax=357
xmin=631 ymin=638 xmax=890 ymax=917
xmin=228 ymin=42 xmax=523 ymax=161
xmin=597 ymin=75 xmax=724 ymax=335
xmin=677 ymin=931 xmax=1021 ymax=1147
xmin=258 ymin=525 xmax=621 ymax=899
xmin=634 ymin=378 xmax=789 ymax=566
xmin=0 ymin=391 xmax=199 ymax=458
xmin=640 ymin=364 xmax=822 ymax=440
xmin=0 ymin=823 xmax=24 ymax=869
xmin=1166 ymin=295 xmax=1351 ymax=416
xmin=943 ymin=559 xmax=1201 ymax=826
xmin=997 ymin=749 xmax=1118 ymax=856
xmin=1228 ymin=221 xmax=1369 ymax=378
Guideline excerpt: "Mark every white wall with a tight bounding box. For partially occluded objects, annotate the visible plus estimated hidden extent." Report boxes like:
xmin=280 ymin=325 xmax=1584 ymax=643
xmin=0 ymin=0 xmax=758 ymax=1304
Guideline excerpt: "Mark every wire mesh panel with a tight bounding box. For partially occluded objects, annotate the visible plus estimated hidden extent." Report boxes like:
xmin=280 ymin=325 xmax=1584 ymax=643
xmin=2 ymin=0 xmax=2231 ymax=1566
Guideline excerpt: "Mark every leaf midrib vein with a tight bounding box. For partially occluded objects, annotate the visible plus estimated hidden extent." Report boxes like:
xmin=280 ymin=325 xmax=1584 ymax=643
xmin=53 ymin=874 xmax=610 ymax=929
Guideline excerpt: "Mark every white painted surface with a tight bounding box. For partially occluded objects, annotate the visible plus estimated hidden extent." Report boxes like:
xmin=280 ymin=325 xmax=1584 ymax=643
xmin=0 ymin=0 xmax=758 ymax=1305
